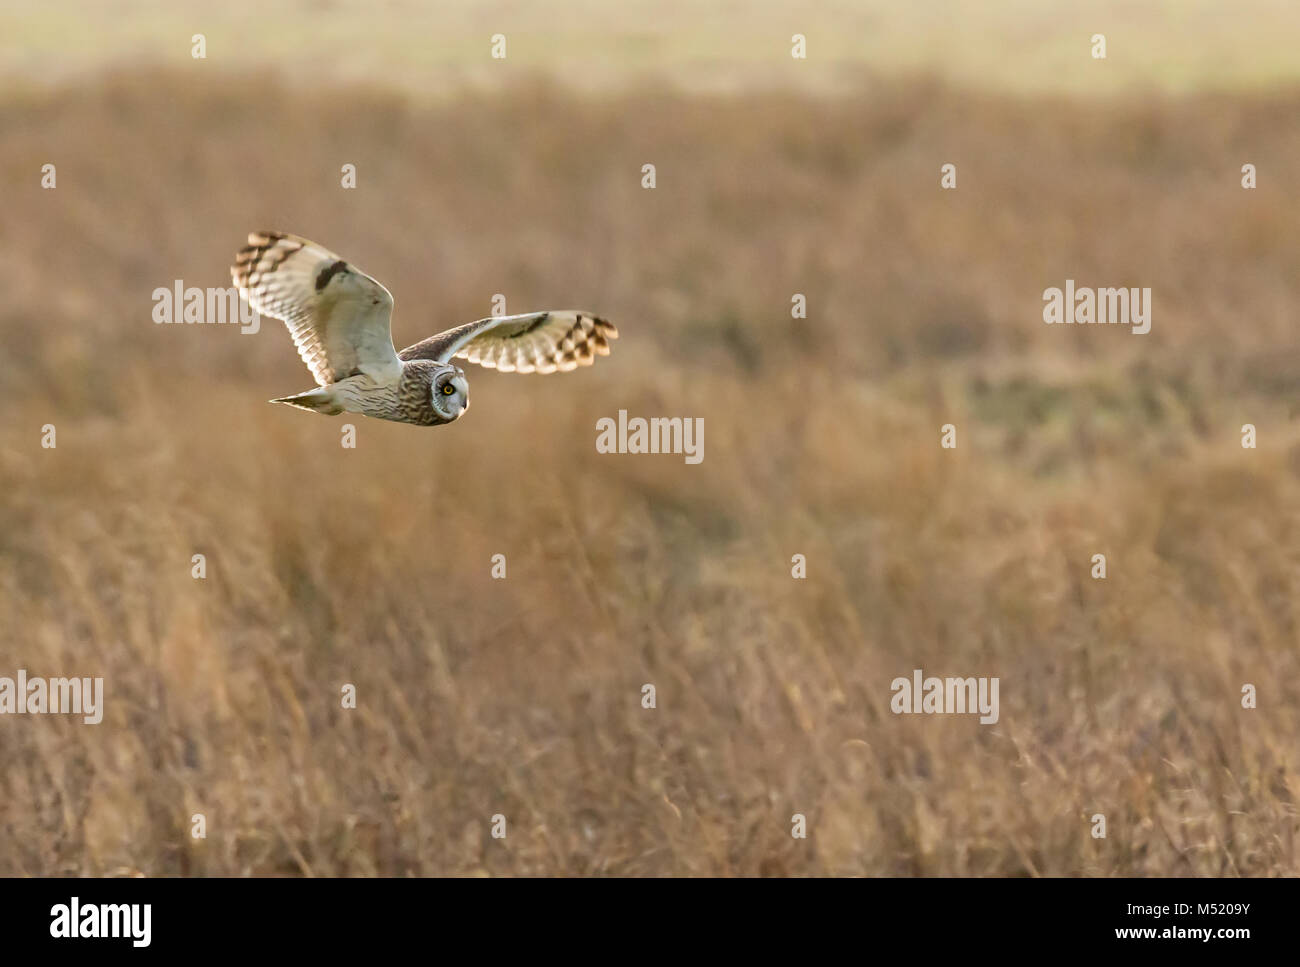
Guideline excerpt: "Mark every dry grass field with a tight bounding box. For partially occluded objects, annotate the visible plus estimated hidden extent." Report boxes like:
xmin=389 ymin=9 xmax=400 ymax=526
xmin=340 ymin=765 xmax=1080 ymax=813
xmin=7 ymin=0 xmax=1300 ymax=96
xmin=1 ymin=4 xmax=1299 ymax=876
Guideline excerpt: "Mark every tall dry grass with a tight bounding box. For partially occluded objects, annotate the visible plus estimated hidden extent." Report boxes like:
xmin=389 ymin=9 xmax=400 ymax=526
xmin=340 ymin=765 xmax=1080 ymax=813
xmin=1 ymin=71 xmax=1298 ymax=874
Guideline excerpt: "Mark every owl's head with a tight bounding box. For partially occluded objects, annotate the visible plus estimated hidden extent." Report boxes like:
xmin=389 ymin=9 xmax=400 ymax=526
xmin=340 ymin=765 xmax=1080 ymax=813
xmin=431 ymin=365 xmax=469 ymax=421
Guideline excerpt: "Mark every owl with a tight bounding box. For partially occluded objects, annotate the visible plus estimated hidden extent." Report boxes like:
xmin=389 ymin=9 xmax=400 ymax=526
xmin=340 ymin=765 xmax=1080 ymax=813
xmin=230 ymin=231 xmax=617 ymax=426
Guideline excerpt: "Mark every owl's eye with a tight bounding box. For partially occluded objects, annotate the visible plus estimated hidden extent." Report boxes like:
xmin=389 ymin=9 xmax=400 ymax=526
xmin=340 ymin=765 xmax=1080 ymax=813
xmin=442 ymin=384 xmax=456 ymax=396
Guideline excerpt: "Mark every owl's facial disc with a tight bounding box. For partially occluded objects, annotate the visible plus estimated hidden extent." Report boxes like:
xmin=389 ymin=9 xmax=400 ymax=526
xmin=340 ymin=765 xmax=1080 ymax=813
xmin=431 ymin=366 xmax=469 ymax=420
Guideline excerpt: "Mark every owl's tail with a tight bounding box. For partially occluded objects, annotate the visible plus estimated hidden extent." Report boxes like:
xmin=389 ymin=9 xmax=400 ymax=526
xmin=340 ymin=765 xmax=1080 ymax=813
xmin=270 ymin=387 xmax=344 ymax=415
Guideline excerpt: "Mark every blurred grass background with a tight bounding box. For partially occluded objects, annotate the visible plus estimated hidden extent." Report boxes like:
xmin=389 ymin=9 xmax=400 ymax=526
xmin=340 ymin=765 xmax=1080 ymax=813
xmin=6 ymin=0 xmax=1300 ymax=96
xmin=0 ymin=1 xmax=1298 ymax=875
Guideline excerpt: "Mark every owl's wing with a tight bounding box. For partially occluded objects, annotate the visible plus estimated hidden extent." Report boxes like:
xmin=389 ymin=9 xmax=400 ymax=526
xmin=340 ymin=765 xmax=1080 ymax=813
xmin=398 ymin=311 xmax=618 ymax=374
xmin=231 ymin=231 xmax=401 ymax=387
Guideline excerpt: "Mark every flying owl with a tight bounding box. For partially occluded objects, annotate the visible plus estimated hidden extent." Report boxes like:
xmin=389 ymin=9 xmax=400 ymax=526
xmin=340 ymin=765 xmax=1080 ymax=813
xmin=230 ymin=231 xmax=618 ymax=426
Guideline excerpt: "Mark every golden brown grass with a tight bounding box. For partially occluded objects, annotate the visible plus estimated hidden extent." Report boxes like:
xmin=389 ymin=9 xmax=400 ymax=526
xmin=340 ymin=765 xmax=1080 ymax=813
xmin=1 ymin=71 xmax=1298 ymax=875
xmin=8 ymin=0 xmax=1300 ymax=97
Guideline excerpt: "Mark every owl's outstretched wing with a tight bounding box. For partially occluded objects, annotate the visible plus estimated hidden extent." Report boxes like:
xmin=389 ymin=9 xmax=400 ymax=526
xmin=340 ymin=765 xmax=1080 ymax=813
xmin=231 ymin=232 xmax=401 ymax=387
xmin=398 ymin=311 xmax=618 ymax=374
